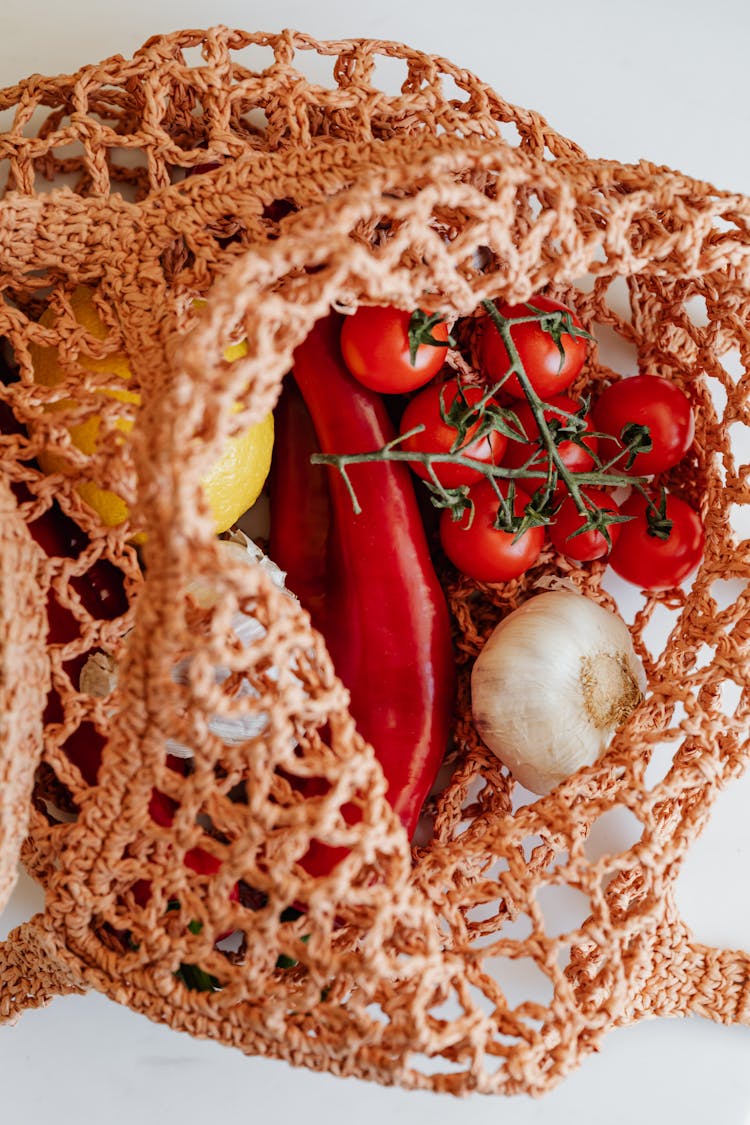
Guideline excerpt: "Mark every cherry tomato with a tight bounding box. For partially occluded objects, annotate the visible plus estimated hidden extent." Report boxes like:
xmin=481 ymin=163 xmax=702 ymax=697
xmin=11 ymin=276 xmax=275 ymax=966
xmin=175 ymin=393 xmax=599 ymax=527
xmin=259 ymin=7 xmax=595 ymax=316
xmin=340 ymin=305 xmax=450 ymax=394
xmin=550 ymin=488 xmax=621 ymax=562
xmin=502 ymin=395 xmax=597 ymax=487
xmin=478 ymin=295 xmax=587 ymax=400
xmin=609 ymin=492 xmax=704 ymax=590
xmin=439 ymin=480 xmax=545 ymax=582
xmin=398 ymin=378 xmax=507 ymax=488
xmin=592 ymin=375 xmax=695 ymax=476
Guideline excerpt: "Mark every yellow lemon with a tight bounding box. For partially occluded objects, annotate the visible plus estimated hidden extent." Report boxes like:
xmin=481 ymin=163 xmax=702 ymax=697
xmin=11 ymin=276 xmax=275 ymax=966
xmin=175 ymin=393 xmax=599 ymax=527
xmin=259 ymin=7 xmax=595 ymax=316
xmin=30 ymin=287 xmax=274 ymax=534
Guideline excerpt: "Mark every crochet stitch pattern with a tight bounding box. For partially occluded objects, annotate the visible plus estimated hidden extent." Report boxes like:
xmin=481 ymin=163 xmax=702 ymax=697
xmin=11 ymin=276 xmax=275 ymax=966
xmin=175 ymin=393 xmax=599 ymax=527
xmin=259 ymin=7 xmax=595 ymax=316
xmin=0 ymin=27 xmax=748 ymax=1097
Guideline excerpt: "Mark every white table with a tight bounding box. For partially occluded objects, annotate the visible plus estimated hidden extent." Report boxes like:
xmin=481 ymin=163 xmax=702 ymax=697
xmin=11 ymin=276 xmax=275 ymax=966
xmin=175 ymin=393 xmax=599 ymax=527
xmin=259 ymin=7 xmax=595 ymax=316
xmin=2 ymin=1 xmax=749 ymax=1121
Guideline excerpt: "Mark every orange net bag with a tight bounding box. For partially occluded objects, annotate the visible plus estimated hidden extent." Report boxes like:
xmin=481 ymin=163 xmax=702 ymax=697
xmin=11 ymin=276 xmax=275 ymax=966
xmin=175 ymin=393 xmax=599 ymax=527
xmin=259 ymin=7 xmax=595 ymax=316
xmin=0 ymin=27 xmax=749 ymax=1097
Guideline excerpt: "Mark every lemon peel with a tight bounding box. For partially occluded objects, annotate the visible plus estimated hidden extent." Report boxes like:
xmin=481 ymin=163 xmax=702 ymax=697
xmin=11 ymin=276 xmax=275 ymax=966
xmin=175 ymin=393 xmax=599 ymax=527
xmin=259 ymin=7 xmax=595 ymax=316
xmin=30 ymin=287 xmax=274 ymax=534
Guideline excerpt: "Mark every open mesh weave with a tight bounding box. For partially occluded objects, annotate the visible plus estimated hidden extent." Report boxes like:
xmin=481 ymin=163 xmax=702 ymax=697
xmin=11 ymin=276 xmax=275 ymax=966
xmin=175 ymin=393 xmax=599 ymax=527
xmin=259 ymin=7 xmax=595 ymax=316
xmin=0 ymin=27 xmax=749 ymax=1097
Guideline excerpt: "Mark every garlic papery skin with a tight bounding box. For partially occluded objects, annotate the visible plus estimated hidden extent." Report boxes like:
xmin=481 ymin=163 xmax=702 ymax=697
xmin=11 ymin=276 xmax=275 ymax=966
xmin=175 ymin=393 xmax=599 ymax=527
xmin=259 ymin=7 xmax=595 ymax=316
xmin=470 ymin=590 xmax=646 ymax=796
xmin=79 ymin=534 xmax=297 ymax=759
xmin=166 ymin=532 xmax=294 ymax=757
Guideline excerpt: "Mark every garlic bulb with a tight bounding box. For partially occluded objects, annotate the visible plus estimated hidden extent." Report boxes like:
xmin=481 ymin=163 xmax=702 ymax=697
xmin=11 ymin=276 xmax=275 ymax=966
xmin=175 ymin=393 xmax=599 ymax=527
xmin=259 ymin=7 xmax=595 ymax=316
xmin=167 ymin=531 xmax=294 ymax=755
xmin=471 ymin=590 xmax=646 ymax=795
xmin=79 ymin=532 xmax=297 ymax=755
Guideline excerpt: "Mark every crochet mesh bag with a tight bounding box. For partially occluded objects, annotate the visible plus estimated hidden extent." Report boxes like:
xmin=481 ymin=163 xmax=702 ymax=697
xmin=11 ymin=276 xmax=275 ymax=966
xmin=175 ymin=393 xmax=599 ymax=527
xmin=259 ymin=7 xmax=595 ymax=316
xmin=0 ymin=28 xmax=749 ymax=1098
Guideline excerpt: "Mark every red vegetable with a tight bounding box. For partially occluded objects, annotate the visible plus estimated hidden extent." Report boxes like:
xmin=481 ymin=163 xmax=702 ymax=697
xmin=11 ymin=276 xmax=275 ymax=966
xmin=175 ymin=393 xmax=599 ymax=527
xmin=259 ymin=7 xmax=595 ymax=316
xmin=609 ymin=492 xmax=704 ymax=590
xmin=273 ymin=314 xmax=455 ymax=862
xmin=398 ymin=377 xmax=507 ymax=488
xmin=340 ymin=305 xmax=450 ymax=394
xmin=267 ymin=381 xmax=331 ymax=630
xmin=501 ymin=395 xmax=598 ymax=487
xmin=478 ymin=295 xmax=587 ymax=400
xmin=439 ymin=479 xmax=545 ymax=583
xmin=592 ymin=375 xmax=695 ymax=476
xmin=550 ymin=488 xmax=621 ymax=562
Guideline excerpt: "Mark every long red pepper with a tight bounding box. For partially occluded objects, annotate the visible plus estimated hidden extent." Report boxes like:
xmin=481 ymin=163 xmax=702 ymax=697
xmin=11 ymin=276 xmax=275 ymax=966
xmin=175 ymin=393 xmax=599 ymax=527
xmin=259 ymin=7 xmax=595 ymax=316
xmin=274 ymin=313 xmax=455 ymax=848
xmin=268 ymin=380 xmax=331 ymax=633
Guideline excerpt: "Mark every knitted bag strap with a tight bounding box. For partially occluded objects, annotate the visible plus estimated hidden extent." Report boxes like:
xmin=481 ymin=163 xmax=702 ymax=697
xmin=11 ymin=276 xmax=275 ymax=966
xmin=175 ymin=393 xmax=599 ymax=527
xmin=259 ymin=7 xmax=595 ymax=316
xmin=0 ymin=474 xmax=48 ymax=915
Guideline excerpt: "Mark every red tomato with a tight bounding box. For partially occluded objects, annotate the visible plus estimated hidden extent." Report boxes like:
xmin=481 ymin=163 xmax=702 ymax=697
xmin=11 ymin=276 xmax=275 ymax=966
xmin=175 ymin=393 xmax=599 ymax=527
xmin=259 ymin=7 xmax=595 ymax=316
xmin=478 ymin=295 xmax=587 ymax=400
xmin=439 ymin=480 xmax=545 ymax=582
xmin=609 ymin=492 xmax=704 ymax=590
xmin=550 ymin=488 xmax=621 ymax=562
xmin=592 ymin=375 xmax=695 ymax=476
xmin=340 ymin=305 xmax=450 ymax=393
xmin=502 ymin=395 xmax=597 ymax=487
xmin=398 ymin=378 xmax=507 ymax=488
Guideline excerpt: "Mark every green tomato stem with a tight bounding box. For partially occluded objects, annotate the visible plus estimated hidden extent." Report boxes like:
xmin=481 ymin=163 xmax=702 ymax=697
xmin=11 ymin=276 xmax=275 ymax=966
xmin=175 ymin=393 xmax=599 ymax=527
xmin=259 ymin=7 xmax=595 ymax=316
xmin=313 ymin=301 xmax=653 ymax=535
xmin=480 ymin=300 xmax=591 ymax=519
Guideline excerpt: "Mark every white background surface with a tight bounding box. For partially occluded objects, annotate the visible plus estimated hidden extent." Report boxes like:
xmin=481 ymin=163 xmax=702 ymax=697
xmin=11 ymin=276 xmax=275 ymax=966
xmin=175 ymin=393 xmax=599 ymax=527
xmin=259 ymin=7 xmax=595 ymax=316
xmin=2 ymin=1 xmax=750 ymax=1121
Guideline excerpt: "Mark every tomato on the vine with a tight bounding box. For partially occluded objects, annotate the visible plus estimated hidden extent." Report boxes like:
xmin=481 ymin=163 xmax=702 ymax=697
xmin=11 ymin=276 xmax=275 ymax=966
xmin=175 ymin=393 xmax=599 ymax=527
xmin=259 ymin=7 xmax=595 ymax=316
xmin=502 ymin=395 xmax=598 ymax=487
xmin=608 ymin=492 xmax=704 ymax=590
xmin=340 ymin=305 xmax=451 ymax=394
xmin=439 ymin=480 xmax=545 ymax=582
xmin=478 ymin=295 xmax=588 ymax=400
xmin=398 ymin=378 xmax=507 ymax=488
xmin=550 ymin=488 xmax=621 ymax=562
xmin=592 ymin=375 xmax=695 ymax=476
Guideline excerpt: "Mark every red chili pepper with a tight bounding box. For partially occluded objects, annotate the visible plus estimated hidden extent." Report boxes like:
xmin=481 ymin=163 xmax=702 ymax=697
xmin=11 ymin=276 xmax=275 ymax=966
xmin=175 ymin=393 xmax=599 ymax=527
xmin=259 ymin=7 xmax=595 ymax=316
xmin=274 ymin=314 xmax=455 ymax=864
xmin=268 ymin=380 xmax=331 ymax=632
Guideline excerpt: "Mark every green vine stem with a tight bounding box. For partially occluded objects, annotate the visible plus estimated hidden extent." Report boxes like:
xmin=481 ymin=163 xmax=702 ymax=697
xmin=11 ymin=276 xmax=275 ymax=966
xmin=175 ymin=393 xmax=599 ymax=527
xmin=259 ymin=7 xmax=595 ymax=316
xmin=312 ymin=301 xmax=671 ymax=540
